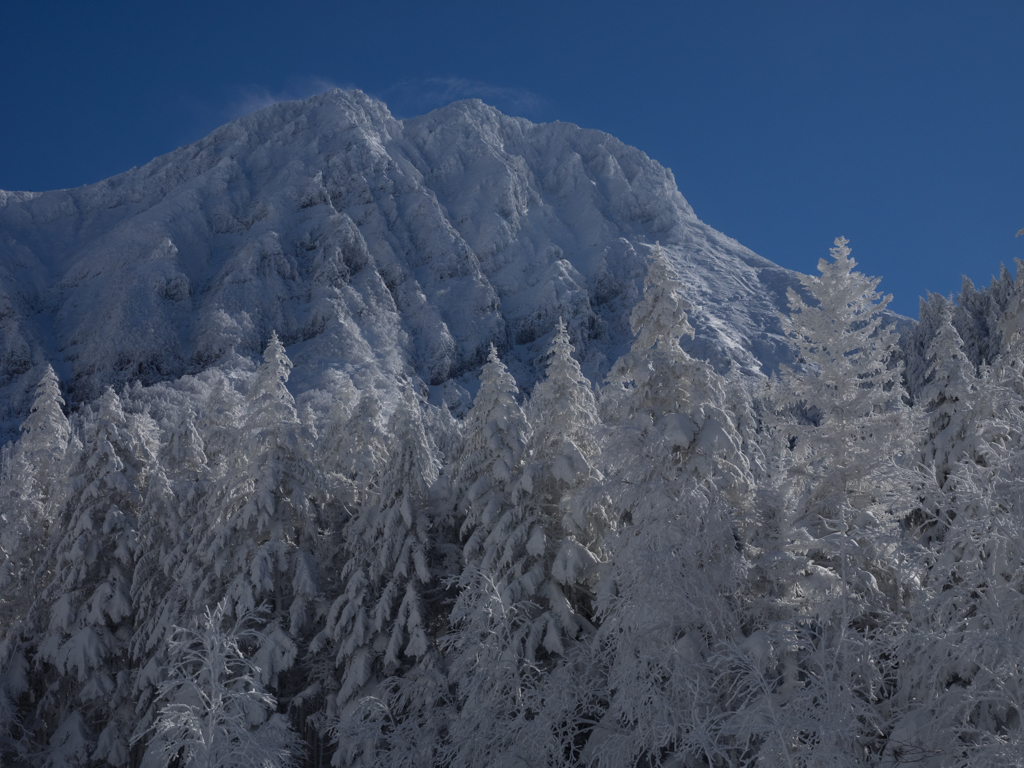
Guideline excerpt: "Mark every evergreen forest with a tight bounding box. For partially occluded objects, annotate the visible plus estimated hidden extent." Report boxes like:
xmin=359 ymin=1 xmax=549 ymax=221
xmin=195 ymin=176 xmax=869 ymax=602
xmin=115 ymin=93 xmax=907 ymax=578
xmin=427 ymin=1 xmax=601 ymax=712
xmin=3 ymin=239 xmax=1024 ymax=767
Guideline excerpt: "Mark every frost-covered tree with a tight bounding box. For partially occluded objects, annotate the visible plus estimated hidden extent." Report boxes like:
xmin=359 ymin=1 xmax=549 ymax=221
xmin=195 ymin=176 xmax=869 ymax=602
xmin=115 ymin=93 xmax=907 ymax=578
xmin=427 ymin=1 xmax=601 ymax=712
xmin=1 ymin=366 xmax=71 ymax=625
xmin=718 ymin=598 xmax=893 ymax=768
xmin=911 ymin=304 xmax=1009 ymax=543
xmin=195 ymin=368 xmax=248 ymax=467
xmin=180 ymin=333 xmax=323 ymax=703
xmin=889 ymin=304 xmax=1024 ymax=765
xmin=953 ymin=274 xmax=1001 ymax=369
xmin=901 ymin=292 xmax=956 ymax=403
xmin=0 ymin=448 xmax=42 ymax=761
xmin=594 ymin=247 xmax=750 ymax=630
xmin=602 ymin=246 xmax=750 ymax=507
xmin=991 ymin=261 xmax=1024 ymax=416
xmin=130 ymin=411 xmax=211 ymax=739
xmin=577 ymin=250 xmax=755 ymax=765
xmin=136 ymin=600 xmax=301 ymax=768
xmin=921 ymin=305 xmax=996 ymax=481
xmin=765 ymin=237 xmax=919 ymax=762
xmin=330 ymin=671 xmax=450 ymax=768
xmin=440 ymin=347 xmax=567 ymax=763
xmin=421 ymin=400 xmax=463 ymax=483
xmin=778 ymin=236 xmax=916 ymax=598
xmin=524 ymin=319 xmax=602 ymax=546
xmin=439 ymin=568 xmax=570 ymax=768
xmin=317 ymin=388 xmax=440 ymax=756
xmin=333 ymin=390 xmax=389 ymax=508
xmin=311 ymin=377 xmax=361 ymax=507
xmin=446 ymin=344 xmax=549 ymax=653
xmin=17 ymin=364 xmax=71 ymax=503
xmin=33 ymin=387 xmax=155 ymax=767
xmin=584 ymin=485 xmax=746 ymax=768
xmin=0 ymin=367 xmax=73 ymax=761
xmin=449 ymin=336 xmax=596 ymax=659
xmin=485 ymin=321 xmax=605 ymax=656
xmin=448 ymin=345 xmax=531 ymax=564
xmin=890 ymin=456 xmax=1024 ymax=766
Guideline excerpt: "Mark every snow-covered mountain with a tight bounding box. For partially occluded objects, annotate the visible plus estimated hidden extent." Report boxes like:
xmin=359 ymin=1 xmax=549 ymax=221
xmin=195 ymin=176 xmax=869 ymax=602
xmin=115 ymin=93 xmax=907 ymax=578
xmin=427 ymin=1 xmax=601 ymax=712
xmin=9 ymin=89 xmax=1023 ymax=768
xmin=0 ymin=88 xmax=801 ymax=434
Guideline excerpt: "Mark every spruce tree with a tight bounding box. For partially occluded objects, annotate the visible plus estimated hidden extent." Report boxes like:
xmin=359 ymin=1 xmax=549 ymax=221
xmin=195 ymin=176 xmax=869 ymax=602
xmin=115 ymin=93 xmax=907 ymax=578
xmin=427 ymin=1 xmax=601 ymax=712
xmin=770 ymin=237 xmax=918 ymax=762
xmin=1 ymin=366 xmax=70 ymax=630
xmin=524 ymin=319 xmax=602 ymax=547
xmin=602 ymin=246 xmax=750 ymax=505
xmin=448 ymin=345 xmax=531 ymax=567
xmin=17 ymin=364 xmax=71 ymax=504
xmin=439 ymin=347 xmax=548 ymax=764
xmin=584 ymin=250 xmax=752 ymax=766
xmin=335 ymin=390 xmax=389 ymax=509
xmin=778 ymin=236 xmax=916 ymax=598
xmin=891 ymin=307 xmax=1024 ymax=764
xmin=178 ymin=333 xmax=323 ymax=718
xmin=33 ymin=388 xmax=154 ymax=767
xmin=129 ymin=411 xmax=210 ymax=740
xmin=318 ymin=388 xmax=440 ymax=764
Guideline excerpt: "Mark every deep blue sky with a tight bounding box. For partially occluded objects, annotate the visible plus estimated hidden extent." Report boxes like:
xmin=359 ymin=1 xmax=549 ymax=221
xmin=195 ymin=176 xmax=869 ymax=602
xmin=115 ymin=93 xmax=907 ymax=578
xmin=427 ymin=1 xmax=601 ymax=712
xmin=3 ymin=1 xmax=1022 ymax=318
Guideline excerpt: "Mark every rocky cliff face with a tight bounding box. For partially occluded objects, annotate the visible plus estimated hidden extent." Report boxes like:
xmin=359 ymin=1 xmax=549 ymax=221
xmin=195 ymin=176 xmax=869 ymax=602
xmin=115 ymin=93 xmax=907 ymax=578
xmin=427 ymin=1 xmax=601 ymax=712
xmin=0 ymin=89 xmax=801 ymax=434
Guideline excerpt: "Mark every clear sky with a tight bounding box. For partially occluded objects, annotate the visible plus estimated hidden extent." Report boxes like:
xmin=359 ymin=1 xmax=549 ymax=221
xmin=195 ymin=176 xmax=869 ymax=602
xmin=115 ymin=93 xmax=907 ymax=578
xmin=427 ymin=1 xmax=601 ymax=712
xmin=2 ymin=1 xmax=1022 ymax=318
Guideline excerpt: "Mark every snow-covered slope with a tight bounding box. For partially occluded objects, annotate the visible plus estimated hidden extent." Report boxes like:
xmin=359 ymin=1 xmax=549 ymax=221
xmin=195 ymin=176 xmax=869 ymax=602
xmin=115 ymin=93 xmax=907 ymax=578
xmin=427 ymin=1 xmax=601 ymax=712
xmin=0 ymin=89 xmax=801 ymax=433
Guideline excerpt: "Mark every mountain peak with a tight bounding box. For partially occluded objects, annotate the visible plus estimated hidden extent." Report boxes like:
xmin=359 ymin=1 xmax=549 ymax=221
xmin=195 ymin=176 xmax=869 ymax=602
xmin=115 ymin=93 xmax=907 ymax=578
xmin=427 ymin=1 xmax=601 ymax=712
xmin=0 ymin=90 xmax=801 ymax=437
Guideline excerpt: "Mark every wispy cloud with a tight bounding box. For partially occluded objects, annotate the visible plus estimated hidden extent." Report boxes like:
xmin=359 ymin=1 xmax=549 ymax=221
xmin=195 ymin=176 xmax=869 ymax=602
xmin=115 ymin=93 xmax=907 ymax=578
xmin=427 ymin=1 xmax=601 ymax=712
xmin=383 ymin=77 xmax=544 ymax=119
xmin=175 ymin=77 xmax=353 ymax=152
xmin=223 ymin=76 xmax=353 ymax=121
xmin=175 ymin=76 xmax=544 ymax=149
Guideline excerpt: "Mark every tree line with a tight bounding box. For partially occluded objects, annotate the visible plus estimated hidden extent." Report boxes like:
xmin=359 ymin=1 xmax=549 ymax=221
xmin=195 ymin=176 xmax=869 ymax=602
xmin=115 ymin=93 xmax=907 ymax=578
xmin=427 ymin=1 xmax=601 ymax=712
xmin=2 ymin=238 xmax=1023 ymax=767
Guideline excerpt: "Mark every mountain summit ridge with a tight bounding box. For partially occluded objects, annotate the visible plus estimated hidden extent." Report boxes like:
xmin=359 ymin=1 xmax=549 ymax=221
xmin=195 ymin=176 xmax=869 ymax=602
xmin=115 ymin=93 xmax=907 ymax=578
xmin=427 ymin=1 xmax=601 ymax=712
xmin=0 ymin=88 xmax=801 ymax=434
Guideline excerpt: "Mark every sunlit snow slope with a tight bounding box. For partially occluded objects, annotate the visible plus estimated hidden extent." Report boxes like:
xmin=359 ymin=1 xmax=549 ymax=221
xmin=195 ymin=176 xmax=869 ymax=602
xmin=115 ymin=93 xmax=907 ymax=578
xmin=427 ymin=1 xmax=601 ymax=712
xmin=0 ymin=89 xmax=801 ymax=434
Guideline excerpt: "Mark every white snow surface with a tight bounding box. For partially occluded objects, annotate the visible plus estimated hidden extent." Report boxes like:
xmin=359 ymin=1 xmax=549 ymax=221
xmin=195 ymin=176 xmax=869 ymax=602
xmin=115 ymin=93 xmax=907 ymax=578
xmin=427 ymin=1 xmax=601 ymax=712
xmin=0 ymin=89 xmax=802 ymax=434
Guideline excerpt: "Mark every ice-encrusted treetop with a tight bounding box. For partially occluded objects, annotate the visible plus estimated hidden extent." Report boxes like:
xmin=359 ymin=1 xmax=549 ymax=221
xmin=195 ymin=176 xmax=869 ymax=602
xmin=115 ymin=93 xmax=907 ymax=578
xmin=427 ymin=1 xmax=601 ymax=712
xmin=0 ymin=89 xmax=802 ymax=432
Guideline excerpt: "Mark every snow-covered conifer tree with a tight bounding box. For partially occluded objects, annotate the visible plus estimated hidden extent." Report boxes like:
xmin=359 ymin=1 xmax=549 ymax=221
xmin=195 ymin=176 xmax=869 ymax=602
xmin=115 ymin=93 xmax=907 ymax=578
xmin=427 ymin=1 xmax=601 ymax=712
xmin=443 ymin=345 xmax=543 ymax=664
xmin=1 ymin=365 xmax=70 ymax=629
xmin=902 ymin=292 xmax=955 ymax=403
xmin=334 ymin=390 xmax=389 ymax=508
xmin=889 ymin=302 xmax=1024 ymax=764
xmin=441 ymin=336 xmax=604 ymax=764
xmin=778 ymin=236 xmax=916 ymax=595
xmin=953 ymin=274 xmax=1000 ymax=368
xmin=584 ymin=484 xmax=745 ymax=767
xmin=137 ymin=600 xmax=301 ymax=768
xmin=890 ymin=455 xmax=1024 ymax=766
xmin=450 ymin=334 xmax=597 ymax=658
xmin=524 ymin=319 xmax=602 ymax=546
xmin=0 ymin=447 xmax=43 ymax=761
xmin=593 ymin=246 xmax=750 ymax=647
xmin=767 ymin=237 xmax=919 ymax=761
xmin=440 ymin=346 xmax=565 ymax=764
xmin=439 ymin=569 xmax=559 ymax=768
xmin=33 ymin=387 xmax=155 ymax=767
xmin=179 ymin=333 xmax=323 ymax=715
xmin=915 ymin=304 xmax=1005 ymax=533
xmin=195 ymin=369 xmax=247 ymax=466
xmin=318 ymin=388 xmax=440 ymax=755
xmin=133 ymin=413 xmax=208 ymax=636
xmin=0 ymin=368 xmax=73 ymax=761
xmin=602 ymin=246 xmax=750 ymax=505
xmin=992 ymin=260 xmax=1024 ymax=407
xmin=17 ymin=364 xmax=71 ymax=503
xmin=576 ymin=250 xmax=753 ymax=765
xmin=485 ymin=321 xmax=605 ymax=656
xmin=130 ymin=412 xmax=210 ymax=740
xmin=449 ymin=345 xmax=531 ymax=568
